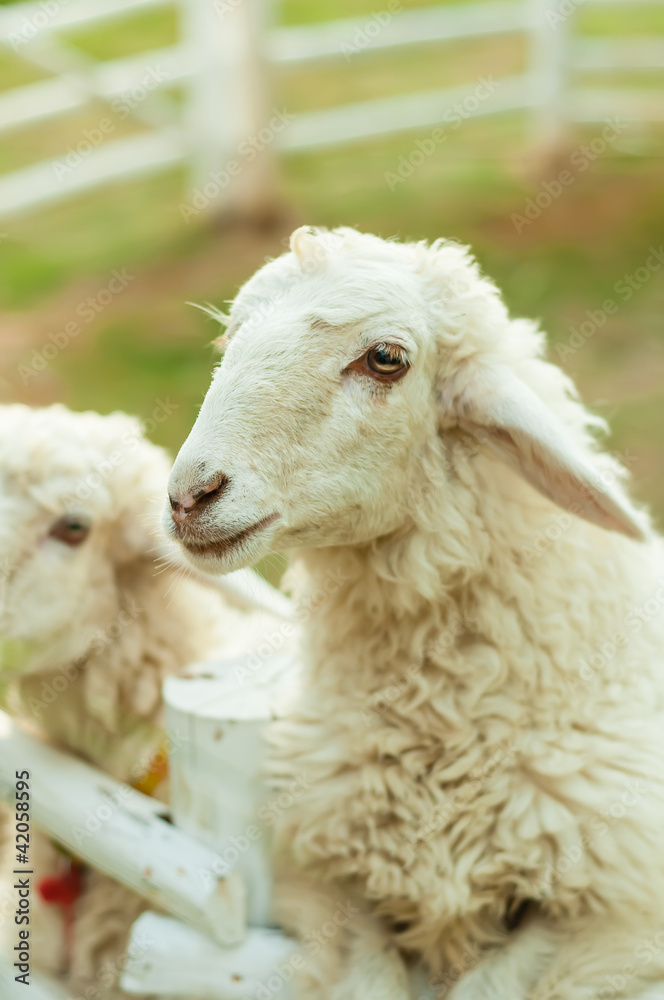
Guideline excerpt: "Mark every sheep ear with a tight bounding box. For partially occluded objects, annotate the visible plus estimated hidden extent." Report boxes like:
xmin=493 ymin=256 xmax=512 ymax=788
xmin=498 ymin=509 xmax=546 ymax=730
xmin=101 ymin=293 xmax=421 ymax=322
xmin=444 ymin=364 xmax=646 ymax=541
xmin=290 ymin=226 xmax=328 ymax=273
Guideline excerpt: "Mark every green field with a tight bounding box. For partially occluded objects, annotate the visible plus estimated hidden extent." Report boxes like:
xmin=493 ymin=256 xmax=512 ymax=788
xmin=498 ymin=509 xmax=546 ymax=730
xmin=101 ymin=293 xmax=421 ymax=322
xmin=1 ymin=0 xmax=663 ymax=543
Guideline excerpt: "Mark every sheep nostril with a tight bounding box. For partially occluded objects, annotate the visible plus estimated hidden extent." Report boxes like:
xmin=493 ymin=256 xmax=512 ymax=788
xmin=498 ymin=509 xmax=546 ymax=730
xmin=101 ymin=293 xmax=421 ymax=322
xmin=169 ymin=473 xmax=230 ymax=527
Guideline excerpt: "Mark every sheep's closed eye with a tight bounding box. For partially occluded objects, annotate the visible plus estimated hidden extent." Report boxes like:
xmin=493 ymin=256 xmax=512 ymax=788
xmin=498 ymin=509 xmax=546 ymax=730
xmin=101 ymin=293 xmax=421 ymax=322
xmin=346 ymin=343 xmax=409 ymax=382
xmin=49 ymin=515 xmax=91 ymax=547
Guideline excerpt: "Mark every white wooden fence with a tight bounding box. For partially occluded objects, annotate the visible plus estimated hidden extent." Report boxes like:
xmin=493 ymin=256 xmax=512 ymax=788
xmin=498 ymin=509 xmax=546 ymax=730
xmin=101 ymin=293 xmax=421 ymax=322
xmin=0 ymin=638 xmax=439 ymax=999
xmin=0 ymin=0 xmax=662 ymax=219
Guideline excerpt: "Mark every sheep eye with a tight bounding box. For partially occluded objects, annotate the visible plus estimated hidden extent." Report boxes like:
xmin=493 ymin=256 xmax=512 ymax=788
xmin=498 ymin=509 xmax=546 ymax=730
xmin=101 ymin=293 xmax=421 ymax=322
xmin=367 ymin=345 xmax=404 ymax=375
xmin=344 ymin=343 xmax=409 ymax=382
xmin=49 ymin=516 xmax=91 ymax=547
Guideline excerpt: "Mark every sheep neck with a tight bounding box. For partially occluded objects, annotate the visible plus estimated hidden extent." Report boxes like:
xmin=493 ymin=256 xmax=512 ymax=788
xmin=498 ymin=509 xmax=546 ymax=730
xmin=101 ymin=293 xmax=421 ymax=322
xmin=292 ymin=457 xmax=643 ymax=703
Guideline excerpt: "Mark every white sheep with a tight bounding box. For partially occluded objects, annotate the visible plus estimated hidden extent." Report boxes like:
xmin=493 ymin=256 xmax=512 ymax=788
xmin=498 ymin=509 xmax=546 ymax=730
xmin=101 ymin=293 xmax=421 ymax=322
xmin=166 ymin=225 xmax=664 ymax=1000
xmin=0 ymin=404 xmax=248 ymax=998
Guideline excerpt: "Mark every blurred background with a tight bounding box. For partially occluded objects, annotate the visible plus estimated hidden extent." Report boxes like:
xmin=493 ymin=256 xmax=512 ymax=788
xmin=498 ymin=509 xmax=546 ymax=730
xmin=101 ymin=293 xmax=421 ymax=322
xmin=0 ymin=0 xmax=662 ymax=555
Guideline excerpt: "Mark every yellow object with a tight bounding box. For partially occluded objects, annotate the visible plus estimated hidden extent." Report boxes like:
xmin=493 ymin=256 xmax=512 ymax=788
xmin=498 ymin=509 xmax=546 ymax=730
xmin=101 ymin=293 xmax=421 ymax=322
xmin=131 ymin=740 xmax=169 ymax=797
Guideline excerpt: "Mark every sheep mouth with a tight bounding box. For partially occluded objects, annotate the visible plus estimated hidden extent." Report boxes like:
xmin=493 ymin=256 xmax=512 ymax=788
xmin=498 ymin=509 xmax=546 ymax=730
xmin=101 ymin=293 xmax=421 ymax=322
xmin=180 ymin=513 xmax=280 ymax=559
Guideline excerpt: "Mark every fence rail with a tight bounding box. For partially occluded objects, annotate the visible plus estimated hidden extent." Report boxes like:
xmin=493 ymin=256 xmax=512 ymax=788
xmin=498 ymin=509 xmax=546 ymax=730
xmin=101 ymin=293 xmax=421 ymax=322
xmin=0 ymin=0 xmax=662 ymax=219
xmin=0 ymin=712 xmax=247 ymax=945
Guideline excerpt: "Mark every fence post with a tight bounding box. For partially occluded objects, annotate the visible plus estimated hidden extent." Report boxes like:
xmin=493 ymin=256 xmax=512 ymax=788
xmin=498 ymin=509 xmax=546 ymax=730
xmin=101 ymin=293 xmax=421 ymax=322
xmin=528 ymin=0 xmax=571 ymax=156
xmin=180 ymin=0 xmax=279 ymax=222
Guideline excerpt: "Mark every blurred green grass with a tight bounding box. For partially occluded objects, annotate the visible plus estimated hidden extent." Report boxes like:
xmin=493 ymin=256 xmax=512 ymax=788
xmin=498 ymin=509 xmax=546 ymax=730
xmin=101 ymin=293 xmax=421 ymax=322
xmin=0 ymin=0 xmax=663 ymax=556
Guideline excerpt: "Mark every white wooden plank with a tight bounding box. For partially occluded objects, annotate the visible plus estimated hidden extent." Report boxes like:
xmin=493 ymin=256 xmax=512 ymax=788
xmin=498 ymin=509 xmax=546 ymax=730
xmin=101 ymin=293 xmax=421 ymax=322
xmin=528 ymin=0 xmax=571 ymax=150
xmin=0 ymin=713 xmax=246 ymax=945
xmin=575 ymin=38 xmax=664 ymax=69
xmin=121 ymin=913 xmax=297 ymax=999
xmin=164 ymin=654 xmax=299 ymax=721
xmin=0 ymin=76 xmax=81 ymax=132
xmin=180 ymin=0 xmax=277 ymax=216
xmin=583 ymin=0 xmax=664 ymax=4
xmin=164 ymin=655 xmax=300 ymax=926
xmin=0 ymin=45 xmax=193 ymax=135
xmin=0 ymin=128 xmax=186 ymax=220
xmin=269 ymin=1 xmax=533 ymax=65
xmin=0 ymin=0 xmax=168 ymax=38
xmin=279 ymin=74 xmax=535 ymax=151
xmin=569 ymin=86 xmax=664 ymax=121
xmin=120 ymin=912 xmax=440 ymax=999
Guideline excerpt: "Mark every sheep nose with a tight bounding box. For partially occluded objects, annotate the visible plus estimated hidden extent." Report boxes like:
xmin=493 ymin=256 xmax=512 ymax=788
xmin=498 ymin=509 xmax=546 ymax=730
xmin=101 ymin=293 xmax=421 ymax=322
xmin=169 ymin=473 xmax=229 ymax=526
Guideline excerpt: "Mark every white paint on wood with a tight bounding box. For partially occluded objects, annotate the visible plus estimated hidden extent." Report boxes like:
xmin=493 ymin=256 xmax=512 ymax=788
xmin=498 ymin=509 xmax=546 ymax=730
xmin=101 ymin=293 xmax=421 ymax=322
xmin=569 ymin=87 xmax=664 ymax=121
xmin=0 ymin=46 xmax=192 ymax=136
xmin=0 ymin=712 xmax=246 ymax=945
xmin=181 ymin=0 xmax=277 ymax=216
xmin=0 ymin=0 xmax=167 ymax=37
xmin=121 ymin=912 xmax=441 ymax=999
xmin=143 ymin=653 xmax=443 ymax=999
xmin=279 ymin=75 xmax=534 ymax=151
xmin=0 ymin=0 xmax=662 ymax=222
xmin=583 ymin=0 xmax=663 ymax=4
xmin=528 ymin=0 xmax=571 ymax=150
xmin=164 ymin=654 xmax=299 ymax=926
xmin=121 ymin=912 xmax=297 ymax=999
xmin=0 ymin=128 xmax=186 ymax=219
xmin=270 ymin=1 xmax=533 ymax=65
xmin=575 ymin=38 xmax=664 ymax=69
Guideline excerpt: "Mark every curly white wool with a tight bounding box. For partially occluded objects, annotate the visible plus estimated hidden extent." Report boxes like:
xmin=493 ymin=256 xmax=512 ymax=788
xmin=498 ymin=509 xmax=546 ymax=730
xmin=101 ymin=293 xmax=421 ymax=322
xmin=169 ymin=226 xmax=664 ymax=1000
xmin=0 ymin=405 xmax=238 ymax=994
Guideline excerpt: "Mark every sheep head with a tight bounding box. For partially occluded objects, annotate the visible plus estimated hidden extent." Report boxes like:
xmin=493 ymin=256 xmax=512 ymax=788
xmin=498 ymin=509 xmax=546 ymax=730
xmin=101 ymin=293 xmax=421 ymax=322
xmin=167 ymin=226 xmax=645 ymax=576
xmin=0 ymin=405 xmax=170 ymax=676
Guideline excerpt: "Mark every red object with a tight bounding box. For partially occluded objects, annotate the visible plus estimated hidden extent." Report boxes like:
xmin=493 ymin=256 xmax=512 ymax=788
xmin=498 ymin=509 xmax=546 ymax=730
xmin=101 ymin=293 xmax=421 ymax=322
xmin=37 ymin=861 xmax=84 ymax=965
xmin=37 ymin=866 xmax=82 ymax=907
